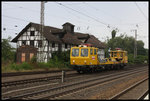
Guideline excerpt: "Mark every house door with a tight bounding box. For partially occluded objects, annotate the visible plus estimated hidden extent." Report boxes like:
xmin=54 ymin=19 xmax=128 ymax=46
xmin=30 ymin=53 xmax=34 ymax=60
xmin=21 ymin=53 xmax=25 ymax=62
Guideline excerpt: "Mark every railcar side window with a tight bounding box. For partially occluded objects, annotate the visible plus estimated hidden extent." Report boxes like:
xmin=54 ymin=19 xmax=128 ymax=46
xmin=81 ymin=49 xmax=88 ymax=57
xmin=90 ymin=49 xmax=93 ymax=55
xmin=114 ymin=52 xmax=117 ymax=57
xmin=125 ymin=52 xmax=127 ymax=56
xmin=111 ymin=52 xmax=113 ymax=57
xmin=72 ymin=49 xmax=79 ymax=57
xmin=120 ymin=52 xmax=123 ymax=57
xmin=94 ymin=49 xmax=97 ymax=55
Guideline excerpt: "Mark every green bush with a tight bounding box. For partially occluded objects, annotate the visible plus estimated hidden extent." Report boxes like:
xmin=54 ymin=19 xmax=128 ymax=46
xmin=128 ymin=54 xmax=134 ymax=64
xmin=128 ymin=54 xmax=148 ymax=64
xmin=47 ymin=51 xmax=70 ymax=68
xmin=10 ymin=63 xmax=20 ymax=71
xmin=30 ymin=56 xmax=37 ymax=63
xmin=20 ymin=62 xmax=33 ymax=70
xmin=134 ymin=55 xmax=148 ymax=64
xmin=9 ymin=62 xmax=33 ymax=71
xmin=37 ymin=62 xmax=49 ymax=68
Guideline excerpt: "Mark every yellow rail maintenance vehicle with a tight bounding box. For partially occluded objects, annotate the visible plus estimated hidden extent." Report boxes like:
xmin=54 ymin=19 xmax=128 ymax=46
xmin=70 ymin=44 xmax=128 ymax=73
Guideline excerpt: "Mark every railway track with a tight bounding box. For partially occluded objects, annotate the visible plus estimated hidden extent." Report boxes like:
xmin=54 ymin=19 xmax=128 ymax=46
xmin=2 ymin=64 xmax=146 ymax=88
xmin=110 ymin=77 xmax=148 ymax=100
xmin=2 ymin=65 xmax=146 ymax=93
xmin=2 ymin=69 xmax=73 ymax=77
xmin=2 ymin=66 xmax=148 ymax=100
xmin=2 ymin=70 xmax=77 ymax=87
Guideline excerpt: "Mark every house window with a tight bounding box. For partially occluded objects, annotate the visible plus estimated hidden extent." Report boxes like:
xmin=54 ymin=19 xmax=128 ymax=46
xmin=38 ymin=40 xmax=42 ymax=47
xmin=65 ymin=44 xmax=67 ymax=49
xmin=52 ymin=43 xmax=55 ymax=48
xmin=31 ymin=31 xmax=35 ymax=36
xmin=30 ymin=40 xmax=34 ymax=47
xmin=22 ymin=41 xmax=26 ymax=45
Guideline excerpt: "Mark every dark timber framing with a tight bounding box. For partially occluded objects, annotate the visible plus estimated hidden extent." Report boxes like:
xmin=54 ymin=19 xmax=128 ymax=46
xmin=12 ymin=22 xmax=106 ymax=63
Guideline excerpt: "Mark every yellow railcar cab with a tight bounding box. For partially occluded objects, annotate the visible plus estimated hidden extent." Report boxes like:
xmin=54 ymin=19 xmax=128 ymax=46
xmin=70 ymin=45 xmax=98 ymax=66
xmin=70 ymin=45 xmax=128 ymax=73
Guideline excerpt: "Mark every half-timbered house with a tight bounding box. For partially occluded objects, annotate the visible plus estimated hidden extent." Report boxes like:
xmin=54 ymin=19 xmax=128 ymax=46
xmin=11 ymin=22 xmax=106 ymax=63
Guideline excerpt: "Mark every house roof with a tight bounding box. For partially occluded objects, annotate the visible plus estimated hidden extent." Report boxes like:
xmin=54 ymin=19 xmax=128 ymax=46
xmin=85 ymin=35 xmax=106 ymax=49
xmin=62 ymin=22 xmax=75 ymax=26
xmin=62 ymin=32 xmax=83 ymax=45
xmin=75 ymin=32 xmax=89 ymax=39
xmin=11 ymin=22 xmax=63 ymax=43
xmin=11 ymin=22 xmax=106 ymax=48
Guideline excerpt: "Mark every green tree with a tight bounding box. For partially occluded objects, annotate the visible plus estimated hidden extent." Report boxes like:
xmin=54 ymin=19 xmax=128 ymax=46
xmin=2 ymin=37 xmax=16 ymax=63
xmin=105 ymin=34 xmax=148 ymax=64
xmin=111 ymin=30 xmax=116 ymax=39
xmin=137 ymin=40 xmax=146 ymax=55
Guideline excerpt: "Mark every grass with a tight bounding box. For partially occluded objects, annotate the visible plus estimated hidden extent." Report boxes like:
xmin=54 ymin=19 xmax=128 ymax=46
xmin=2 ymin=60 xmax=71 ymax=73
xmin=2 ymin=62 xmax=71 ymax=73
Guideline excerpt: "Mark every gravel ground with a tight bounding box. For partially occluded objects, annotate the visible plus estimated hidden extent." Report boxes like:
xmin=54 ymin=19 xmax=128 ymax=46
xmin=2 ymin=68 xmax=128 ymax=93
xmin=2 ymin=64 xmax=146 ymax=83
xmin=2 ymin=65 xmax=148 ymax=100
xmin=117 ymin=79 xmax=148 ymax=99
xmin=55 ymin=70 xmax=148 ymax=100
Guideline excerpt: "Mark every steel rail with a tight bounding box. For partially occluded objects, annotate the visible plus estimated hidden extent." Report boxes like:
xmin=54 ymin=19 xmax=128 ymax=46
xmin=2 ymin=64 xmax=147 ymax=87
xmin=137 ymin=90 xmax=149 ymax=100
xmin=2 ymin=71 xmax=77 ymax=87
xmin=2 ymin=67 xmax=148 ymax=100
xmin=109 ymin=77 xmax=148 ymax=100
xmin=2 ymin=69 xmax=73 ymax=77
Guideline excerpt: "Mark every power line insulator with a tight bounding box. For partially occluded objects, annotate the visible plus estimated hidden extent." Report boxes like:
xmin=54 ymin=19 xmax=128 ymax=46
xmin=3 ymin=28 xmax=6 ymax=31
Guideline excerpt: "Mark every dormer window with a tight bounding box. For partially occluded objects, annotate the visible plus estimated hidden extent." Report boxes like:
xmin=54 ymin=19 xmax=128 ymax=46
xmin=62 ymin=22 xmax=74 ymax=33
xmin=31 ymin=31 xmax=35 ymax=36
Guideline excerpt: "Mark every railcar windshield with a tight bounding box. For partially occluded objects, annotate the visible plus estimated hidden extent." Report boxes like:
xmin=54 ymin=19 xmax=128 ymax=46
xmin=81 ymin=49 xmax=88 ymax=57
xmin=72 ymin=48 xmax=79 ymax=57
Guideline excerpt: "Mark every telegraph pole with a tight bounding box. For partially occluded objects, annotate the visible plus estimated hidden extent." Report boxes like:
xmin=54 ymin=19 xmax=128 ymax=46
xmin=39 ymin=1 xmax=45 ymax=62
xmin=131 ymin=29 xmax=137 ymax=58
xmin=134 ymin=29 xmax=137 ymax=58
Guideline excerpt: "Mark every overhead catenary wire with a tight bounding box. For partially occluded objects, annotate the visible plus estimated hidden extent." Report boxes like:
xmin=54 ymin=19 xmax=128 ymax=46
xmin=2 ymin=2 xmax=148 ymax=44
xmin=134 ymin=2 xmax=148 ymax=20
xmin=3 ymin=2 xmax=114 ymax=35
xmin=56 ymin=2 xmax=110 ymax=27
xmin=2 ymin=14 xmax=31 ymax=22
xmin=82 ymin=2 xmax=122 ymax=21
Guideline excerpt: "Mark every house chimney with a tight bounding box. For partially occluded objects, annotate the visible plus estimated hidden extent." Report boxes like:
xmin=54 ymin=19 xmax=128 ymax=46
xmin=62 ymin=22 xmax=74 ymax=33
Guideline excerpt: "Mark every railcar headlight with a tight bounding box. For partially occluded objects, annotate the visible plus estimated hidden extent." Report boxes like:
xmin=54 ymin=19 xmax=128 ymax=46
xmin=84 ymin=60 xmax=86 ymax=63
xmin=73 ymin=60 xmax=75 ymax=63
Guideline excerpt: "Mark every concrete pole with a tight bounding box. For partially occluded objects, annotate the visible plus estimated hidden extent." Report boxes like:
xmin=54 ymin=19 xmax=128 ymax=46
xmin=134 ymin=29 xmax=137 ymax=59
xmin=62 ymin=71 xmax=65 ymax=83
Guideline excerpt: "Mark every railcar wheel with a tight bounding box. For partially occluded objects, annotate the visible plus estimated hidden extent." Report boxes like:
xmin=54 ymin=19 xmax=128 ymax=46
xmin=77 ymin=70 xmax=84 ymax=74
xmin=120 ymin=64 xmax=124 ymax=69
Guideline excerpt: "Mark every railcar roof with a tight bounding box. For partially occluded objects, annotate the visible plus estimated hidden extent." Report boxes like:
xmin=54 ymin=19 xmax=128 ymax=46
xmin=110 ymin=50 xmax=127 ymax=52
xmin=72 ymin=46 xmax=98 ymax=48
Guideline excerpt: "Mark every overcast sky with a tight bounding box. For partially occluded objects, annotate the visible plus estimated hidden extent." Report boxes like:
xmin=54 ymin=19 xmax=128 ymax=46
xmin=2 ymin=1 xmax=149 ymax=49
